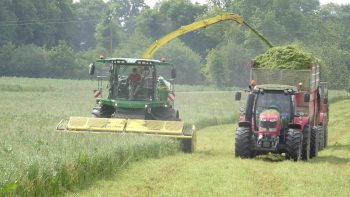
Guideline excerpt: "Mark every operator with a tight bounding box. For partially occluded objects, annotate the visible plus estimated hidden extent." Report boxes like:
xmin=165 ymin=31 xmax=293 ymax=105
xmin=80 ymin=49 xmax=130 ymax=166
xmin=127 ymin=68 xmax=141 ymax=100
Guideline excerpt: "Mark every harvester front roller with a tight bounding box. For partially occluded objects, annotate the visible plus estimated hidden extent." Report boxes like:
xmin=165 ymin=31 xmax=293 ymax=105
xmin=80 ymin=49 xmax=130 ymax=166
xmin=57 ymin=117 xmax=196 ymax=153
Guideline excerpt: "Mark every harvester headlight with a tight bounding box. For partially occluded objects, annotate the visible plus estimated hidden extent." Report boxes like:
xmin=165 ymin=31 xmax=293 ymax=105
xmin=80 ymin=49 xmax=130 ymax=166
xmin=145 ymin=104 xmax=148 ymax=108
xmin=269 ymin=118 xmax=278 ymax=122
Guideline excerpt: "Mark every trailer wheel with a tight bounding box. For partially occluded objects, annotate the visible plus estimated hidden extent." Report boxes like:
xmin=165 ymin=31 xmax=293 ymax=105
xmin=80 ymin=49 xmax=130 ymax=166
xmin=310 ymin=127 xmax=319 ymax=158
xmin=285 ymin=129 xmax=302 ymax=161
xmin=181 ymin=130 xmax=196 ymax=153
xmin=302 ymin=125 xmax=310 ymax=161
xmin=324 ymin=126 xmax=328 ymax=148
xmin=235 ymin=127 xmax=254 ymax=158
xmin=318 ymin=126 xmax=324 ymax=151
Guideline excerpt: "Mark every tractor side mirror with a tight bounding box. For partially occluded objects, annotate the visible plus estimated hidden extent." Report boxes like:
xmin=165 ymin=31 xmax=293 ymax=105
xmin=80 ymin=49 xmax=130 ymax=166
xmin=171 ymin=68 xmax=176 ymax=79
xmin=304 ymin=93 xmax=310 ymax=102
xmin=323 ymin=97 xmax=328 ymax=104
xmin=235 ymin=92 xmax=242 ymax=101
xmin=89 ymin=63 xmax=95 ymax=75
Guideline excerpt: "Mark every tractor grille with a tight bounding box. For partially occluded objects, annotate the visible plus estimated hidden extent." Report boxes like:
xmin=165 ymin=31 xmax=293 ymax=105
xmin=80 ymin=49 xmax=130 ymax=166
xmin=259 ymin=121 xmax=277 ymax=132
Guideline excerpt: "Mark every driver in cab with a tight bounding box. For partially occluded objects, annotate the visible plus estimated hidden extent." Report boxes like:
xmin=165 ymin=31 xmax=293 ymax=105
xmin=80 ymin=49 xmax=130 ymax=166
xmin=127 ymin=68 xmax=141 ymax=99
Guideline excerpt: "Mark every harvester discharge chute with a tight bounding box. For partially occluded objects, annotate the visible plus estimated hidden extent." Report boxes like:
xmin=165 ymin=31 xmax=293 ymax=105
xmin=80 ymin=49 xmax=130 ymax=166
xmin=57 ymin=58 xmax=196 ymax=153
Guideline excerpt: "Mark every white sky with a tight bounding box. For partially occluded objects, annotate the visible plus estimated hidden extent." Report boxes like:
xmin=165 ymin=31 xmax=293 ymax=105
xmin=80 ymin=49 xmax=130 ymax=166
xmin=145 ymin=0 xmax=350 ymax=7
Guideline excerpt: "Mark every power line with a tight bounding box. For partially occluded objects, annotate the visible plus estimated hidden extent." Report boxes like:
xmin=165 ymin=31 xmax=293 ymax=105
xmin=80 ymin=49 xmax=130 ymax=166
xmin=0 ymin=18 xmax=101 ymax=27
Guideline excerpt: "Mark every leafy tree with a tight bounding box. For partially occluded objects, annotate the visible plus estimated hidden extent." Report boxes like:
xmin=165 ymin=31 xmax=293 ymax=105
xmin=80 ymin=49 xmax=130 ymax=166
xmin=71 ymin=0 xmax=106 ymax=50
xmin=49 ymin=40 xmax=79 ymax=78
xmin=114 ymin=32 xmax=152 ymax=57
xmin=11 ymin=0 xmax=38 ymax=45
xmin=203 ymin=41 xmax=252 ymax=87
xmin=95 ymin=4 xmax=126 ymax=54
xmin=0 ymin=42 xmax=16 ymax=75
xmin=10 ymin=44 xmax=49 ymax=77
xmin=157 ymin=39 xmax=202 ymax=85
xmin=0 ymin=0 xmax=18 ymax=46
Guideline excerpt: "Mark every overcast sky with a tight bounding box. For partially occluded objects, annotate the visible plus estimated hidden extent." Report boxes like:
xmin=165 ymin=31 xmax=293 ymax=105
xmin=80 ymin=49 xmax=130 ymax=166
xmin=145 ymin=0 xmax=350 ymax=7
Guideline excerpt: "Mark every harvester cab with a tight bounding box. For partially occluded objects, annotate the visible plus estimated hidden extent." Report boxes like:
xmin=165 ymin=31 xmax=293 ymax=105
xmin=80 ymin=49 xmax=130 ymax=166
xmin=90 ymin=58 xmax=178 ymax=120
xmin=57 ymin=57 xmax=196 ymax=153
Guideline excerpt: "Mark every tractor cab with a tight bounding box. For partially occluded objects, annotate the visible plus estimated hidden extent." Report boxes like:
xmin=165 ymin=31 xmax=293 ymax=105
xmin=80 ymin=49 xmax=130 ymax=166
xmin=236 ymin=85 xmax=297 ymax=151
xmin=253 ymin=86 xmax=296 ymax=134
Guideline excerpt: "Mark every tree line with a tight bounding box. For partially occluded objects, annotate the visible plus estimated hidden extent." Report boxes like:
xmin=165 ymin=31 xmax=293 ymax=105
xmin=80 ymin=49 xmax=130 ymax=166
xmin=0 ymin=0 xmax=349 ymax=89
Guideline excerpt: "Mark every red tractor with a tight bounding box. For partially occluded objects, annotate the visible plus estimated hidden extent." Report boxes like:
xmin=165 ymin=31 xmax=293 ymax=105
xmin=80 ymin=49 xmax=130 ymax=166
xmin=235 ymin=63 xmax=329 ymax=161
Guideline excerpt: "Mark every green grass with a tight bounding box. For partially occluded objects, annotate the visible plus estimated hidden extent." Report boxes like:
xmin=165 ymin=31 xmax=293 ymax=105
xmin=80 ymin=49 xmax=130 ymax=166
xmin=0 ymin=77 xmax=242 ymax=196
xmin=68 ymin=100 xmax=350 ymax=197
xmin=0 ymin=76 xmax=348 ymax=196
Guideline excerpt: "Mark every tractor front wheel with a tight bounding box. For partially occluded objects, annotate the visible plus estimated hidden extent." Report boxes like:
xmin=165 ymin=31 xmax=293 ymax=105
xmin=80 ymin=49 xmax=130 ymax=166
xmin=285 ymin=129 xmax=303 ymax=161
xmin=235 ymin=127 xmax=254 ymax=158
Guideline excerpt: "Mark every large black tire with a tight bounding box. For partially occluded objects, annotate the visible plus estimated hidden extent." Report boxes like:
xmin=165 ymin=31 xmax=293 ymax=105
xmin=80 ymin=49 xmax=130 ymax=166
xmin=285 ymin=129 xmax=303 ymax=161
xmin=92 ymin=105 xmax=115 ymax=118
xmin=151 ymin=108 xmax=177 ymax=120
xmin=310 ymin=127 xmax=319 ymax=158
xmin=318 ymin=125 xmax=325 ymax=151
xmin=324 ymin=126 xmax=328 ymax=148
xmin=181 ymin=130 xmax=196 ymax=153
xmin=235 ymin=127 xmax=254 ymax=158
xmin=302 ymin=125 xmax=310 ymax=160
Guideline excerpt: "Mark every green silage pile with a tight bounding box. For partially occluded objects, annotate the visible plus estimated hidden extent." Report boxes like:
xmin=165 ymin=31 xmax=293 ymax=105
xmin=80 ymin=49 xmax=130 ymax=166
xmin=255 ymin=45 xmax=318 ymax=69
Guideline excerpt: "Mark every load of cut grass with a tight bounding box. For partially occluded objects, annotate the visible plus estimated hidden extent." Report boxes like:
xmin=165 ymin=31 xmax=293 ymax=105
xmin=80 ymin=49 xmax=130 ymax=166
xmin=255 ymin=45 xmax=318 ymax=69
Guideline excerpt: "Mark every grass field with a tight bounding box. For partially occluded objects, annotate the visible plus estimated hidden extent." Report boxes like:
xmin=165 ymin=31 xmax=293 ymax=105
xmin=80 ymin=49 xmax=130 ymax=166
xmin=0 ymin=77 xmax=349 ymax=196
xmin=0 ymin=77 xmax=242 ymax=196
xmin=67 ymin=100 xmax=350 ymax=197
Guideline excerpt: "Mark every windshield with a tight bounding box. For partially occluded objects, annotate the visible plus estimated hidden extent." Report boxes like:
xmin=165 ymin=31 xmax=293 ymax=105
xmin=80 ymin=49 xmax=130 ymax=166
xmin=254 ymin=92 xmax=292 ymax=125
xmin=115 ymin=65 xmax=155 ymax=100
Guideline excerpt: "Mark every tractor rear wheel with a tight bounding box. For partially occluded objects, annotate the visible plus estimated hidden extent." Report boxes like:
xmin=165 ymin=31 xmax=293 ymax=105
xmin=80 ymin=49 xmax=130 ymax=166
xmin=310 ymin=127 xmax=319 ymax=158
xmin=285 ymin=129 xmax=302 ymax=161
xmin=302 ymin=125 xmax=310 ymax=160
xmin=235 ymin=127 xmax=254 ymax=158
